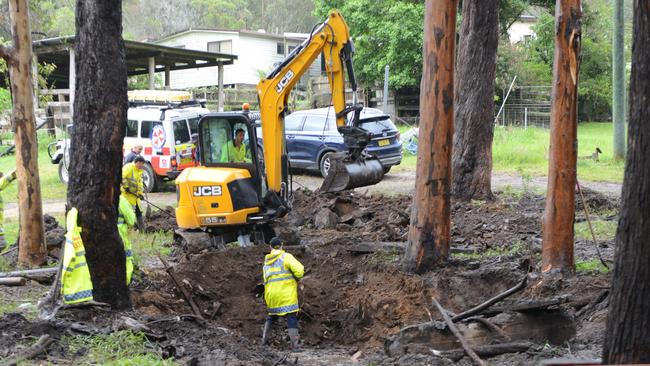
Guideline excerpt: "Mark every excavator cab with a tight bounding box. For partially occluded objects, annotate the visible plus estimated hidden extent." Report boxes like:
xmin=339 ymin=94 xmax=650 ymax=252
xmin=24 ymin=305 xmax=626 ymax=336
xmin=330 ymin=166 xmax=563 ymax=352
xmin=175 ymin=113 xmax=281 ymax=248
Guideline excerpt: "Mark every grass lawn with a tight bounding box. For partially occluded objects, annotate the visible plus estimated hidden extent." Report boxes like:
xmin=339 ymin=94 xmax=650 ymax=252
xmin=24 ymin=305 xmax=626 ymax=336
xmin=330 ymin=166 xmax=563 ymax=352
xmin=0 ymin=132 xmax=67 ymax=203
xmin=396 ymin=122 xmax=625 ymax=183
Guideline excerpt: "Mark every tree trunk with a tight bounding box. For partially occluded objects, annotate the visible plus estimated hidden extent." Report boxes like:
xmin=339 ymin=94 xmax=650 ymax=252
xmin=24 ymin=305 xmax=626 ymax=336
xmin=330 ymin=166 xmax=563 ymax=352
xmin=5 ymin=0 xmax=47 ymax=267
xmin=67 ymin=0 xmax=129 ymax=309
xmin=612 ymin=0 xmax=626 ymax=160
xmin=603 ymin=2 xmax=650 ymax=362
xmin=452 ymin=0 xmax=499 ymax=202
xmin=541 ymin=0 xmax=581 ymax=273
xmin=401 ymin=0 xmax=457 ymax=273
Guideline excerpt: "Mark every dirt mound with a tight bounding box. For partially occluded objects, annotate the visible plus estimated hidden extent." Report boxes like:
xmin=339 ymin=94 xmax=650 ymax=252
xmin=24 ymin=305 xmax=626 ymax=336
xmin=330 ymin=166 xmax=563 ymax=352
xmin=145 ymin=207 xmax=176 ymax=232
xmin=576 ymin=186 xmax=619 ymax=212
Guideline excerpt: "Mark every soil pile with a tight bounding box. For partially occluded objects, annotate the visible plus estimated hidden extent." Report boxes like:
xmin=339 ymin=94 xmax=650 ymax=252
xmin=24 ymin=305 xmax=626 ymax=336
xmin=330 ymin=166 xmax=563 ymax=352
xmin=145 ymin=206 xmax=176 ymax=232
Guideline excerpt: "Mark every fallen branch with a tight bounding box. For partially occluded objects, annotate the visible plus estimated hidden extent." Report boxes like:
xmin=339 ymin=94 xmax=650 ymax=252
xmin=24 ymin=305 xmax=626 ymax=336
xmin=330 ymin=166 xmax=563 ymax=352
xmin=485 ymin=295 xmax=570 ymax=315
xmin=0 ymin=267 xmax=58 ymax=278
xmin=431 ymin=341 xmax=534 ymax=362
xmin=2 ymin=334 xmax=54 ymax=366
xmin=452 ymin=275 xmax=527 ymax=322
xmin=0 ymin=277 xmax=26 ymax=286
xmin=433 ymin=297 xmax=486 ymax=366
xmin=159 ymin=255 xmax=205 ymax=321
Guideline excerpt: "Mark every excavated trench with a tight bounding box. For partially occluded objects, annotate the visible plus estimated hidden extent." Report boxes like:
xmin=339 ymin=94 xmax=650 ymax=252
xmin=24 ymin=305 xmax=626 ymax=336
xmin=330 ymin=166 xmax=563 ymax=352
xmin=131 ymin=188 xmax=613 ymax=359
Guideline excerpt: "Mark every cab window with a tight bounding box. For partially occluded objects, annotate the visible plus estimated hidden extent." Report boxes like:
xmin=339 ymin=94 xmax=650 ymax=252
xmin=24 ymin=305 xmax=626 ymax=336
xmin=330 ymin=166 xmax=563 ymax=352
xmin=200 ymin=117 xmax=252 ymax=164
xmin=173 ymin=120 xmax=191 ymax=144
xmin=140 ymin=120 xmax=163 ymax=138
xmin=125 ymin=120 xmax=138 ymax=137
xmin=188 ymin=117 xmax=200 ymax=134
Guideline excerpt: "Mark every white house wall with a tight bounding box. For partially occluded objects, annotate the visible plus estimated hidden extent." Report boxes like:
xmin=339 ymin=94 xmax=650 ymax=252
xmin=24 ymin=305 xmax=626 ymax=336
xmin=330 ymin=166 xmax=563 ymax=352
xmin=157 ymin=30 xmax=322 ymax=89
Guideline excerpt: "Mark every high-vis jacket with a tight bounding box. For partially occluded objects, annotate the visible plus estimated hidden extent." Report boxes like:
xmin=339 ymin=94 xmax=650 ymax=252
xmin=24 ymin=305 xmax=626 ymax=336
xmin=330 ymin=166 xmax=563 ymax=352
xmin=61 ymin=208 xmax=94 ymax=304
xmin=121 ymin=162 xmax=144 ymax=209
xmin=0 ymin=170 xmax=16 ymax=239
xmin=118 ymin=195 xmax=136 ymax=284
xmin=220 ymin=141 xmax=248 ymax=163
xmin=263 ymin=249 xmax=304 ymax=316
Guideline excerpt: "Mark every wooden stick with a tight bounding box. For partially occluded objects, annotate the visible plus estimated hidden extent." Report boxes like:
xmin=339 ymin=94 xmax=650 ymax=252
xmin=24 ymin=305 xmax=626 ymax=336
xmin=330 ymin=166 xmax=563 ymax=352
xmin=3 ymin=334 xmax=54 ymax=366
xmin=0 ymin=268 xmax=58 ymax=278
xmin=431 ymin=341 xmax=534 ymax=362
xmin=433 ymin=297 xmax=486 ymax=366
xmin=158 ymin=255 xmax=204 ymax=321
xmin=452 ymin=275 xmax=527 ymax=322
xmin=576 ymin=180 xmax=609 ymax=269
xmin=0 ymin=277 xmax=26 ymax=286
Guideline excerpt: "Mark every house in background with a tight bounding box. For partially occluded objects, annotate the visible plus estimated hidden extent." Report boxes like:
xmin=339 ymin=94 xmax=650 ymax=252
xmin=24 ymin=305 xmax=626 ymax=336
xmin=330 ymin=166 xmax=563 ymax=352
xmin=507 ymin=6 xmax=545 ymax=44
xmin=155 ymin=29 xmax=323 ymax=89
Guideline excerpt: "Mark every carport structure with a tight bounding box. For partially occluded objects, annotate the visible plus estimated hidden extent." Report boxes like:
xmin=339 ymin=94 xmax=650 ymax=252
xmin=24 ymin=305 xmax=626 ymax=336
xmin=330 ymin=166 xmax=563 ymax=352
xmin=31 ymin=36 xmax=237 ymax=111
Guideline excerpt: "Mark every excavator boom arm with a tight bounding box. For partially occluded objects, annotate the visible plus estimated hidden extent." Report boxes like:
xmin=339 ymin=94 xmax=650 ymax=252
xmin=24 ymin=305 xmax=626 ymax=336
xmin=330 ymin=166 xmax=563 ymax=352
xmin=257 ymin=11 xmax=363 ymax=193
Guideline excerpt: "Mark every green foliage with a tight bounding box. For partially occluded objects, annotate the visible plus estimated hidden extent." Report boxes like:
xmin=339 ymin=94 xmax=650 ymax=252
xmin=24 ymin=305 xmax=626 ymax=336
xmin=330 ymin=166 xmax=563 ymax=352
xmin=191 ymin=0 xmax=249 ymax=29
xmin=316 ymin=0 xmax=424 ymax=89
xmin=62 ymin=331 xmax=178 ymax=365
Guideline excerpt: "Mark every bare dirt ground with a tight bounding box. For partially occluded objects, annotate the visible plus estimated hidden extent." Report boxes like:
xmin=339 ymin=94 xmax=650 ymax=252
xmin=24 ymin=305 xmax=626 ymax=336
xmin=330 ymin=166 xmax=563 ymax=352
xmin=0 ymin=172 xmax=619 ymax=365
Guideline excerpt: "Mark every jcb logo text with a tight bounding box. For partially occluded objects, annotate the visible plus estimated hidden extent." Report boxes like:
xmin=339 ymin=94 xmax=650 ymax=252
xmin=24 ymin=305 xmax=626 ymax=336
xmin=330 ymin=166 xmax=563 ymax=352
xmin=193 ymin=186 xmax=222 ymax=196
xmin=276 ymin=70 xmax=295 ymax=93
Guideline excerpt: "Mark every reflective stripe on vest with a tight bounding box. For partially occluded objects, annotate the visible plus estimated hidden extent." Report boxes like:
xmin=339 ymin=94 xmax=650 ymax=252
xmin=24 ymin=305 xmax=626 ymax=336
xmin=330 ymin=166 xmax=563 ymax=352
xmin=263 ymin=253 xmax=293 ymax=284
xmin=64 ymin=262 xmax=88 ymax=272
xmin=268 ymin=303 xmax=299 ymax=315
xmin=63 ymin=289 xmax=93 ymax=303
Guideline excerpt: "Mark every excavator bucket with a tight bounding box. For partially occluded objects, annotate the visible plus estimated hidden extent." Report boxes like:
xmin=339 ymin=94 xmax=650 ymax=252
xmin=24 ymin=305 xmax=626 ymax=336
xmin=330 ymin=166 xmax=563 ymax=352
xmin=320 ymin=154 xmax=385 ymax=193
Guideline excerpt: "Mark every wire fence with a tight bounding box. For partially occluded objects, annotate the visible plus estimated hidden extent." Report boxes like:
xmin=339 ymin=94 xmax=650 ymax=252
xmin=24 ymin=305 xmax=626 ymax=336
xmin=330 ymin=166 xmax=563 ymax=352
xmin=495 ymin=85 xmax=552 ymax=128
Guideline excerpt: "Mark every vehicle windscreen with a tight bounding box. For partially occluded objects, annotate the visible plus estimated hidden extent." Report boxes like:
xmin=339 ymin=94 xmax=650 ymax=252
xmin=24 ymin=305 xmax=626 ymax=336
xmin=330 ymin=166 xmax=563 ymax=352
xmin=359 ymin=116 xmax=397 ymax=135
xmin=200 ymin=117 xmax=252 ymax=165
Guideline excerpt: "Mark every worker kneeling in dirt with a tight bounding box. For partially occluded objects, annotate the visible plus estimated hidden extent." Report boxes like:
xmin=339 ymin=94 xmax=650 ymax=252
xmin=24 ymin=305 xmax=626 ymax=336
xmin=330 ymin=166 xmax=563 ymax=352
xmin=121 ymin=155 xmax=146 ymax=231
xmin=262 ymin=237 xmax=305 ymax=350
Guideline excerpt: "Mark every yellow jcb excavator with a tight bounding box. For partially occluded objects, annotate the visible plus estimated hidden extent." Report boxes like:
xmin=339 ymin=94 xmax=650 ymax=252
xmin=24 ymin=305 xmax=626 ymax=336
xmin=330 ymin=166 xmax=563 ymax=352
xmin=174 ymin=11 xmax=384 ymax=248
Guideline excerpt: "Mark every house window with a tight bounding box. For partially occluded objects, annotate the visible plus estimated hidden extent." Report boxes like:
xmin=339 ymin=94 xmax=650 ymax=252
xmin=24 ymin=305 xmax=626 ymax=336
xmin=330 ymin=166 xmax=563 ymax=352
xmin=208 ymin=40 xmax=232 ymax=54
xmin=277 ymin=42 xmax=285 ymax=55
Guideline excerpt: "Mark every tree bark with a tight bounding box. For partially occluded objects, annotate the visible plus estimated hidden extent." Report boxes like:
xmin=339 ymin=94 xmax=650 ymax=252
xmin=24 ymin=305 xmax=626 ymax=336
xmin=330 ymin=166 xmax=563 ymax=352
xmin=452 ymin=0 xmax=499 ymax=202
xmin=5 ymin=0 xmax=47 ymax=267
xmin=603 ymin=2 xmax=650 ymax=362
xmin=67 ymin=0 xmax=129 ymax=309
xmin=401 ymin=0 xmax=457 ymax=273
xmin=612 ymin=0 xmax=626 ymax=160
xmin=541 ymin=0 xmax=581 ymax=273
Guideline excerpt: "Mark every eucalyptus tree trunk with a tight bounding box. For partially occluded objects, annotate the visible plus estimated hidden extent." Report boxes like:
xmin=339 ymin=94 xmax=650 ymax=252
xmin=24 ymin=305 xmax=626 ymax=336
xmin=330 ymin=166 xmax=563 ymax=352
xmin=603 ymin=2 xmax=650 ymax=362
xmin=67 ymin=0 xmax=129 ymax=309
xmin=541 ymin=0 xmax=581 ymax=273
xmin=0 ymin=0 xmax=47 ymax=267
xmin=452 ymin=0 xmax=499 ymax=201
xmin=401 ymin=0 xmax=457 ymax=273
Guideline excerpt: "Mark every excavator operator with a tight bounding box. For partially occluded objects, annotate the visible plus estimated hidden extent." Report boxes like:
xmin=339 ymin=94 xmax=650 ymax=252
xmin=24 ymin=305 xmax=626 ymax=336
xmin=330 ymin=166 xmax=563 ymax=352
xmin=220 ymin=128 xmax=250 ymax=163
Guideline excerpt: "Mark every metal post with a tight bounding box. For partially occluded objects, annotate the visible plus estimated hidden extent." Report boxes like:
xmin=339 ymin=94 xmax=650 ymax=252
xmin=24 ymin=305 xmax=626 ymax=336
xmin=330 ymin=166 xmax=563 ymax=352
xmin=494 ymin=75 xmax=517 ymax=125
xmin=612 ymin=0 xmax=626 ymax=159
xmin=217 ymin=63 xmax=224 ymax=112
xmin=383 ymin=65 xmax=390 ymax=113
xmin=524 ymin=107 xmax=528 ymax=129
xmin=148 ymin=57 xmax=155 ymax=90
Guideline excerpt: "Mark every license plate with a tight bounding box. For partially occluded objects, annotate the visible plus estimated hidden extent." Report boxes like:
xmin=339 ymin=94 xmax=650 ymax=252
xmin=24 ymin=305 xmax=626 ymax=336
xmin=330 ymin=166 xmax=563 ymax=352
xmin=378 ymin=139 xmax=390 ymax=146
xmin=201 ymin=216 xmax=226 ymax=225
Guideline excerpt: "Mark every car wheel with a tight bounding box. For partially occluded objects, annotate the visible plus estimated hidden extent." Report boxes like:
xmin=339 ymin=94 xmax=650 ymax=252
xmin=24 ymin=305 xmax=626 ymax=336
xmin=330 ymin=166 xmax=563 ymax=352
xmin=257 ymin=145 xmax=266 ymax=174
xmin=58 ymin=163 xmax=69 ymax=185
xmin=383 ymin=166 xmax=391 ymax=174
xmin=319 ymin=152 xmax=334 ymax=178
xmin=142 ymin=163 xmax=158 ymax=193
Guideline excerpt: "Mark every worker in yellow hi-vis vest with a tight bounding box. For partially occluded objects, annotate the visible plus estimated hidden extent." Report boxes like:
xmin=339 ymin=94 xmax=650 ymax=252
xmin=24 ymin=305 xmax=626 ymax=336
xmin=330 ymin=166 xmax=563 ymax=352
xmin=121 ymin=156 xmax=145 ymax=231
xmin=261 ymin=237 xmax=304 ymax=350
xmin=60 ymin=208 xmax=94 ymax=304
xmin=118 ymin=195 xmax=137 ymax=284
